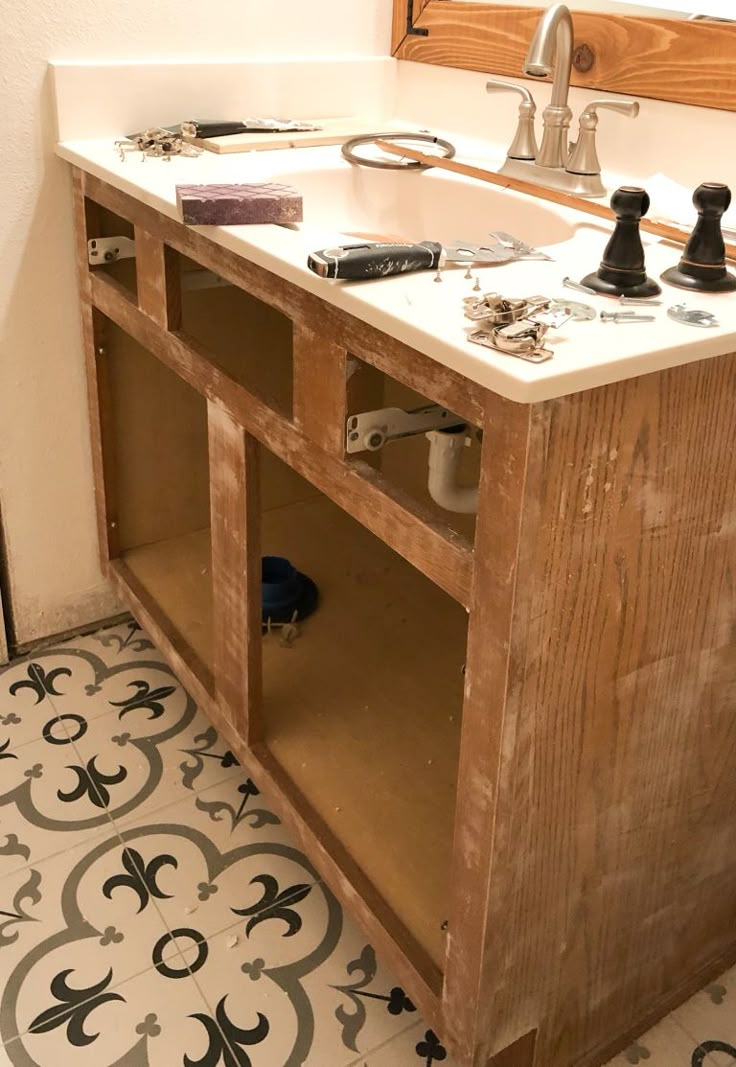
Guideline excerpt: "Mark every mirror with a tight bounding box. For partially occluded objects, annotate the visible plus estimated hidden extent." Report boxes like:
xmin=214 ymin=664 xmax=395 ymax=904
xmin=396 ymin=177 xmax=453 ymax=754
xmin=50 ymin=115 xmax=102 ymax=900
xmin=393 ymin=0 xmax=736 ymax=111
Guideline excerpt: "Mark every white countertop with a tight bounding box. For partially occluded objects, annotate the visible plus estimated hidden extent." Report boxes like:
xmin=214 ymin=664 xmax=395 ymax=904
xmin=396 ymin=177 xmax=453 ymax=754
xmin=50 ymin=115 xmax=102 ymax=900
xmin=57 ymin=134 xmax=736 ymax=404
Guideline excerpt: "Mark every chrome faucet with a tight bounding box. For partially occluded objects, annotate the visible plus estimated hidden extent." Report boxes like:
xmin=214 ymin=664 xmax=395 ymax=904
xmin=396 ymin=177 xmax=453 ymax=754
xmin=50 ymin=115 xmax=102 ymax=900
xmin=523 ymin=2 xmax=574 ymax=169
xmin=488 ymin=2 xmax=639 ymax=198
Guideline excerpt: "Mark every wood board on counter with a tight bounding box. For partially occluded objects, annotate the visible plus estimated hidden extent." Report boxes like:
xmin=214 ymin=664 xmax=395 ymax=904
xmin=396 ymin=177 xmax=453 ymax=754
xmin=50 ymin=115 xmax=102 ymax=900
xmin=191 ymin=117 xmax=411 ymax=154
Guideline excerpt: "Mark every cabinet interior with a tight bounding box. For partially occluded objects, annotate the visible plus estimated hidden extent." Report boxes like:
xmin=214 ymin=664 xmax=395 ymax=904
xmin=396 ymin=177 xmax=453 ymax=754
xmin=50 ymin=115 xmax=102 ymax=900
xmin=258 ymin=449 xmax=467 ymax=970
xmin=178 ymin=254 xmax=294 ymax=417
xmin=102 ymin=315 xmax=212 ymax=676
xmin=347 ymin=356 xmax=480 ymax=542
xmin=102 ymin=302 xmax=468 ymax=968
xmin=88 ymin=204 xmax=138 ymax=298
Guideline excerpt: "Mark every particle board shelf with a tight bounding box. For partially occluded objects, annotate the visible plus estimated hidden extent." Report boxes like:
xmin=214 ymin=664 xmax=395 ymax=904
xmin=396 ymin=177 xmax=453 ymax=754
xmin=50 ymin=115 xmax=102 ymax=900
xmin=121 ymin=528 xmax=214 ymax=673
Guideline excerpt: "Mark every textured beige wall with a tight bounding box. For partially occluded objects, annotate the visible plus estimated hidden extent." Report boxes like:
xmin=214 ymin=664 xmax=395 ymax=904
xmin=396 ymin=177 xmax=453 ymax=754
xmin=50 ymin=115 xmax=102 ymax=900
xmin=0 ymin=1 xmax=391 ymax=646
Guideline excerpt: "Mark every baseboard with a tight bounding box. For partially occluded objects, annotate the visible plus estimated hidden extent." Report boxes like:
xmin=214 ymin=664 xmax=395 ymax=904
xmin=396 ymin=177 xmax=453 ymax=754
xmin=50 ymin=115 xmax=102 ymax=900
xmin=11 ymin=609 xmax=130 ymax=659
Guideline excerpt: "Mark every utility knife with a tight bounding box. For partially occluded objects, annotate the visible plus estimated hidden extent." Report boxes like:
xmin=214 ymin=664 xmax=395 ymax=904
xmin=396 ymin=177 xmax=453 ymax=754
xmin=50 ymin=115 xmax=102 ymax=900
xmin=307 ymin=240 xmax=529 ymax=280
xmin=180 ymin=118 xmax=322 ymax=139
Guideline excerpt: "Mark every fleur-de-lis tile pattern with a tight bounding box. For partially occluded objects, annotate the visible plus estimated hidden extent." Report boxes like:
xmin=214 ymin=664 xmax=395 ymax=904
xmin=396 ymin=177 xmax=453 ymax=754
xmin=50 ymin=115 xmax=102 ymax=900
xmin=0 ymin=617 xmax=733 ymax=1067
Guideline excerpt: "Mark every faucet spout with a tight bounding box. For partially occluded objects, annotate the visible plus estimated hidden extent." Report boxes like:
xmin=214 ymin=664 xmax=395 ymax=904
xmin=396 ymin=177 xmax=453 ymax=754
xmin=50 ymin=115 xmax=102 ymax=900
xmin=524 ymin=2 xmax=574 ymax=109
xmin=523 ymin=2 xmax=574 ymax=168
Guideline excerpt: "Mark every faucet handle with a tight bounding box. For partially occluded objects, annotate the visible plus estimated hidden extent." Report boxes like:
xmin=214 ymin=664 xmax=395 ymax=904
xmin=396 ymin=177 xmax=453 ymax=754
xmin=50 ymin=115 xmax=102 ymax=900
xmin=486 ymin=80 xmax=538 ymax=161
xmin=581 ymin=99 xmax=640 ymax=121
xmin=566 ymin=98 xmax=640 ymax=177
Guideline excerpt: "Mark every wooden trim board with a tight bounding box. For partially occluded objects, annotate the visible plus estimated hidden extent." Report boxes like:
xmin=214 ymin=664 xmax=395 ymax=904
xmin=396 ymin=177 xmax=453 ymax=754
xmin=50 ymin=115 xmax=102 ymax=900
xmin=374 ymin=140 xmax=736 ymax=262
xmin=393 ymin=1 xmax=736 ymax=113
xmin=192 ymin=118 xmax=417 ymax=155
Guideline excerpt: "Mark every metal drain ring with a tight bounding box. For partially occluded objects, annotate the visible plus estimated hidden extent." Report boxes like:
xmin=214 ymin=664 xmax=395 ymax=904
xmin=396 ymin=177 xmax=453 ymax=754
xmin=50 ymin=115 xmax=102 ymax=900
xmin=341 ymin=132 xmax=456 ymax=170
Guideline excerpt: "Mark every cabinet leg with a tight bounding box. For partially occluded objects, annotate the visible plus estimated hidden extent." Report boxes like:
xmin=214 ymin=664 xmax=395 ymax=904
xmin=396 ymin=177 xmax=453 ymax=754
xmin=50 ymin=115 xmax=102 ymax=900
xmin=485 ymin=1030 xmax=537 ymax=1067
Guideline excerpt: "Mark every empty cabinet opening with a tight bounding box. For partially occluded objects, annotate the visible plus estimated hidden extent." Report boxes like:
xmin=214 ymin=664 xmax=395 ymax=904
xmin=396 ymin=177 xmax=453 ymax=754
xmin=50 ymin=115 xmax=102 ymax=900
xmin=257 ymin=446 xmax=467 ymax=970
xmin=101 ymin=314 xmax=213 ymax=683
xmin=346 ymin=356 xmax=480 ymax=543
xmin=178 ymin=255 xmax=294 ymax=416
xmin=86 ymin=200 xmax=138 ymax=299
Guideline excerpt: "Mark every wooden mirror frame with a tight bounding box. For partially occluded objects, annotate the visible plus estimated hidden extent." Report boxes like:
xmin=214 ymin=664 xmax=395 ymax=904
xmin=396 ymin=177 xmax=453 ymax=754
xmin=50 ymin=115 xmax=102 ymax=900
xmin=392 ymin=1 xmax=736 ymax=111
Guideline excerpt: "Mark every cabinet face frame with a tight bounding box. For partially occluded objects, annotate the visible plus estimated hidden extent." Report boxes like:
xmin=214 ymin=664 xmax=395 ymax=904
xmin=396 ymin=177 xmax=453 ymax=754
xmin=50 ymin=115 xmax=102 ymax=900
xmin=392 ymin=0 xmax=736 ymax=112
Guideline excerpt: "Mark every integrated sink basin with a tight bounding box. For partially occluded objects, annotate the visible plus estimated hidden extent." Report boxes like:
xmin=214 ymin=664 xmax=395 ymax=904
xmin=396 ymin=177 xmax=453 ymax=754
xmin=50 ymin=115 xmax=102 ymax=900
xmin=274 ymin=161 xmax=577 ymax=248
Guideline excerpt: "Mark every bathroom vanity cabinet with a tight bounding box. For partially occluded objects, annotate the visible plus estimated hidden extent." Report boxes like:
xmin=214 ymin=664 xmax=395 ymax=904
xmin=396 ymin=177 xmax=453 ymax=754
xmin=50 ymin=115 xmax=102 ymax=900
xmin=72 ymin=167 xmax=736 ymax=1067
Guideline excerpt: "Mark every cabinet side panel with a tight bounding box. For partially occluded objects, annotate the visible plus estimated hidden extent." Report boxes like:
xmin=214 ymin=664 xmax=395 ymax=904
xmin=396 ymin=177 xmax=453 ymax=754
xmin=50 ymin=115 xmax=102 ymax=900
xmin=72 ymin=171 xmax=119 ymax=564
xmin=479 ymin=356 xmax=736 ymax=1067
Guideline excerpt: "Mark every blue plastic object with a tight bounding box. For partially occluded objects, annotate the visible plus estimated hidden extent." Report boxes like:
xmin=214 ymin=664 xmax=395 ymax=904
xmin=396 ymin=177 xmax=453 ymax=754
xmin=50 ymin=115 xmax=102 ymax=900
xmin=261 ymin=556 xmax=318 ymax=626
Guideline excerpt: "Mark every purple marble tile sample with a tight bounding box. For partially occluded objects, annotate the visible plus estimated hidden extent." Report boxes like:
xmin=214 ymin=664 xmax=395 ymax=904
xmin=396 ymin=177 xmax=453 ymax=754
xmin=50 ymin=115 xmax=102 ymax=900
xmin=176 ymin=182 xmax=303 ymax=225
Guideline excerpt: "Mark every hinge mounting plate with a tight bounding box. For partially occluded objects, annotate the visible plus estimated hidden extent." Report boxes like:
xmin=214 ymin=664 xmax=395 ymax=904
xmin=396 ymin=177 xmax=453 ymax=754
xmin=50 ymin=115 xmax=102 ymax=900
xmin=346 ymin=404 xmax=464 ymax=454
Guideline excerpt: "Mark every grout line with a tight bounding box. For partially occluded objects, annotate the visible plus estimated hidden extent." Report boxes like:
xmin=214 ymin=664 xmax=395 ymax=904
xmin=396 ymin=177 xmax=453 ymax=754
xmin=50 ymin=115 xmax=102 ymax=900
xmin=12 ymin=955 xmax=197 ymax=1045
xmin=0 ymin=686 xmax=120 ymax=881
xmin=341 ymin=1019 xmax=423 ymax=1067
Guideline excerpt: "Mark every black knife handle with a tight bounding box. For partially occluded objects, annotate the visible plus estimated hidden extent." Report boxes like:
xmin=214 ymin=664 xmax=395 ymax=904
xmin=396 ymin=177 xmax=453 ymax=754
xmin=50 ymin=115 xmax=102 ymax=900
xmin=189 ymin=120 xmax=251 ymax=138
xmin=308 ymin=241 xmax=443 ymax=280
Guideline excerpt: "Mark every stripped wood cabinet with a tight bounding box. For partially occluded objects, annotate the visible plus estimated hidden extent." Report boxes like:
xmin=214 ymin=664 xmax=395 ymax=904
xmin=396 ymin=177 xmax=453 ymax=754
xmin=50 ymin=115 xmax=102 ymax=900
xmin=71 ymin=165 xmax=736 ymax=1067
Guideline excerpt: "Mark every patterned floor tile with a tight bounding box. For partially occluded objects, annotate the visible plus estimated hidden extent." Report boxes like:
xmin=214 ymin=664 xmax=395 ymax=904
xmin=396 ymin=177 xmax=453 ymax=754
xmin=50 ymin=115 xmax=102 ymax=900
xmin=666 ymin=967 xmax=736 ymax=1066
xmin=8 ymin=953 xmax=220 ymax=1067
xmin=50 ymin=617 xmax=163 ymax=670
xmin=167 ymin=877 xmax=422 ymax=1066
xmin=0 ymin=829 xmax=184 ymax=1044
xmin=0 ymin=731 xmax=117 ymax=873
xmin=354 ymin=1022 xmax=455 ymax=1066
xmin=0 ymin=1040 xmax=18 ymax=1065
xmin=0 ymin=653 xmax=85 ymax=751
xmin=63 ymin=668 xmax=243 ymax=824
xmin=113 ymin=781 xmax=322 ymax=946
xmin=300 ymin=921 xmax=422 ymax=1066
xmin=2 ymin=620 xmax=735 ymax=1067
xmin=602 ymin=1014 xmax=711 ymax=1065
xmin=179 ymin=879 xmax=342 ymax=1067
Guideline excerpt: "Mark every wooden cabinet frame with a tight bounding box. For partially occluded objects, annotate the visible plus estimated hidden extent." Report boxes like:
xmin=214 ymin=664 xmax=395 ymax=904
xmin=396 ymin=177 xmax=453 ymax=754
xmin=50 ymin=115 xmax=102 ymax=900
xmin=72 ymin=166 xmax=736 ymax=1067
xmin=392 ymin=1 xmax=736 ymax=112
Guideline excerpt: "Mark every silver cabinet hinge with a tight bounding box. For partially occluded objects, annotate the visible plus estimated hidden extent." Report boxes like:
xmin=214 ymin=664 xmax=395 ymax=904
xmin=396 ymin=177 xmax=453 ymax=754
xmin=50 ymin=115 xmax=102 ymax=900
xmin=347 ymin=404 xmax=464 ymax=454
xmin=88 ymin=236 xmax=136 ymax=264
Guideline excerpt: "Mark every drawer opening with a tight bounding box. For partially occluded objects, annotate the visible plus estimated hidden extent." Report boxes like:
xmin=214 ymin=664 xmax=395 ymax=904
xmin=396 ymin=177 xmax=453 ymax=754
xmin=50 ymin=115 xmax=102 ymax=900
xmin=346 ymin=356 xmax=480 ymax=545
xmin=177 ymin=255 xmax=294 ymax=418
xmin=85 ymin=199 xmax=138 ymax=300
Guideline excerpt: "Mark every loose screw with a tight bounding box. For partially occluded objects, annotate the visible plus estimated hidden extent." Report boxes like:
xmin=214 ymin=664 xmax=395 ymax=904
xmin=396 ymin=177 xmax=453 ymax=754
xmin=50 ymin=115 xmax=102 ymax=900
xmin=563 ymin=276 xmax=596 ymax=295
xmin=619 ymin=294 xmax=663 ymax=306
xmin=600 ymin=311 xmax=655 ymax=323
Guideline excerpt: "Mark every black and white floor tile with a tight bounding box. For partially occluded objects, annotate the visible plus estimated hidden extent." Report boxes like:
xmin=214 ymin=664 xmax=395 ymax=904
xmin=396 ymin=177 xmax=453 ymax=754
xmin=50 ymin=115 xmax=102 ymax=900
xmin=0 ymin=618 xmax=734 ymax=1066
